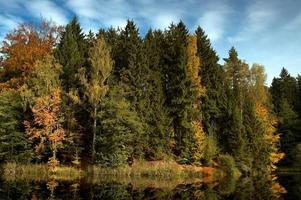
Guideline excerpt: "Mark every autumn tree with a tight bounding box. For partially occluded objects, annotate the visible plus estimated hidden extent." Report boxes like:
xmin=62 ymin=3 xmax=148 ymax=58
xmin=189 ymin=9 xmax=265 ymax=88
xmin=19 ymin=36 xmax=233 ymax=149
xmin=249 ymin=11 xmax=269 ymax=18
xmin=186 ymin=35 xmax=206 ymax=163
xmin=79 ymin=36 xmax=112 ymax=162
xmin=0 ymin=19 xmax=61 ymax=89
xmin=24 ymin=89 xmax=65 ymax=169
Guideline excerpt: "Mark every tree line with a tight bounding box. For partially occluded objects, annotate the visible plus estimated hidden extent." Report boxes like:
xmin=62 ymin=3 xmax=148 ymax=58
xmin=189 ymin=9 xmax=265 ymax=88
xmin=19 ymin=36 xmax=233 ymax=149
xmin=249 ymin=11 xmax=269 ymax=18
xmin=0 ymin=17 xmax=298 ymax=174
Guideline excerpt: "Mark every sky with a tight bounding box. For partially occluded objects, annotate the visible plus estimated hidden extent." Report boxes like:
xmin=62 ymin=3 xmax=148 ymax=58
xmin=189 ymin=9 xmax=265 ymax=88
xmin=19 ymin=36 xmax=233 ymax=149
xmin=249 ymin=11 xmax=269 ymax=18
xmin=0 ymin=0 xmax=300 ymax=85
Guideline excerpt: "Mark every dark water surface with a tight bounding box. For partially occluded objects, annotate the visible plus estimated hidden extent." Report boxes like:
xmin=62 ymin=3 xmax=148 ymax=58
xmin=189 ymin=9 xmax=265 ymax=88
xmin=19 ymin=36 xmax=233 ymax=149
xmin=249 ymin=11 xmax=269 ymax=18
xmin=0 ymin=173 xmax=300 ymax=200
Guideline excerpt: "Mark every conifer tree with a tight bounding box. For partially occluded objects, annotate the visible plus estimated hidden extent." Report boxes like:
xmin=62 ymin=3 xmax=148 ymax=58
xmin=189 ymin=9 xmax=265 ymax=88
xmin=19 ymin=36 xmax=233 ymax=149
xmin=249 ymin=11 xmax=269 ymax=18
xmin=144 ymin=29 xmax=172 ymax=159
xmin=54 ymin=17 xmax=88 ymax=162
xmin=55 ymin=17 xmax=87 ymax=92
xmin=223 ymin=47 xmax=249 ymax=165
xmin=195 ymin=27 xmax=226 ymax=147
xmin=0 ymin=89 xmax=32 ymax=163
xmin=163 ymin=21 xmax=195 ymax=162
xmin=97 ymin=85 xmax=144 ymax=167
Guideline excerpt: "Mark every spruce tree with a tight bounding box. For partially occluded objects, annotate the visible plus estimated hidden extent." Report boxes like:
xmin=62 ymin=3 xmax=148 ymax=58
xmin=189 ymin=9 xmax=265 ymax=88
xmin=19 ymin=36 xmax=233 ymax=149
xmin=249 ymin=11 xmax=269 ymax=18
xmin=144 ymin=29 xmax=172 ymax=159
xmin=195 ymin=27 xmax=227 ymax=146
xmin=223 ymin=47 xmax=249 ymax=167
xmin=163 ymin=21 xmax=195 ymax=162
xmin=0 ymin=90 xmax=32 ymax=163
xmin=54 ymin=17 xmax=88 ymax=162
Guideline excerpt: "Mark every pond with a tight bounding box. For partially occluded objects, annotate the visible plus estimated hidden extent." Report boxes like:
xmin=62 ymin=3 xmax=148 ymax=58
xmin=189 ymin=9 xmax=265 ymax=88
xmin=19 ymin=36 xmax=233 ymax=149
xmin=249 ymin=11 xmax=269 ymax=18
xmin=0 ymin=173 xmax=299 ymax=199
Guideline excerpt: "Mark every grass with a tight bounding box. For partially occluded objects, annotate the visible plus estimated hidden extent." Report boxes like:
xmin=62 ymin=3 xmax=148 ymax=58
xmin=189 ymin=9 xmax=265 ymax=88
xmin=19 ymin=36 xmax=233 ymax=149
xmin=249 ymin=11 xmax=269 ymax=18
xmin=2 ymin=162 xmax=83 ymax=182
xmin=1 ymin=160 xmax=224 ymax=185
xmin=90 ymin=160 xmax=222 ymax=181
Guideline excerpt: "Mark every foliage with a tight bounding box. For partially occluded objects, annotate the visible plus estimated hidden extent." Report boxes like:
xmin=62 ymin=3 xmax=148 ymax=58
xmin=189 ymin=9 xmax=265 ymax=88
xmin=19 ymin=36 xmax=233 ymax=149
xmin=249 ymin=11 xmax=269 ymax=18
xmin=0 ymin=19 xmax=61 ymax=89
xmin=79 ymin=35 xmax=112 ymax=162
xmin=0 ymin=89 xmax=32 ymax=163
xmin=24 ymin=89 xmax=65 ymax=168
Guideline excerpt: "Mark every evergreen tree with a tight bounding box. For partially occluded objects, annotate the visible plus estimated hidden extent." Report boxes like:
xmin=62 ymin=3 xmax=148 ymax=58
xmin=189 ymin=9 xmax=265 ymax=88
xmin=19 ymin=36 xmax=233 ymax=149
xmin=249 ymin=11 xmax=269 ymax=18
xmin=144 ymin=29 xmax=172 ymax=159
xmin=97 ymin=85 xmax=144 ymax=167
xmin=163 ymin=21 xmax=195 ymax=162
xmin=55 ymin=16 xmax=87 ymax=92
xmin=54 ymin=17 xmax=88 ymax=162
xmin=195 ymin=26 xmax=227 ymax=148
xmin=0 ymin=89 xmax=32 ymax=163
xmin=223 ymin=47 xmax=249 ymax=166
xmin=114 ymin=20 xmax=155 ymax=158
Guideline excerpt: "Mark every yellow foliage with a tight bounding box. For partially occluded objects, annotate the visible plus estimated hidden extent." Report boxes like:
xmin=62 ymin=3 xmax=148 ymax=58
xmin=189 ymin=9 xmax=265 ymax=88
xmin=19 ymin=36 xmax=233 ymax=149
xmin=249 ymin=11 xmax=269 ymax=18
xmin=186 ymin=35 xmax=205 ymax=99
xmin=255 ymin=102 xmax=284 ymax=171
xmin=191 ymin=121 xmax=206 ymax=162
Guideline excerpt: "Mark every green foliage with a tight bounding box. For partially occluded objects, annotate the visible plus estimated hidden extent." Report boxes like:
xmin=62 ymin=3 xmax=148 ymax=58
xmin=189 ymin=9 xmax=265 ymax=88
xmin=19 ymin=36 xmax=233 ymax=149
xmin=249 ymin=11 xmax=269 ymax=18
xmin=96 ymin=86 xmax=144 ymax=167
xmin=163 ymin=21 xmax=196 ymax=161
xmin=0 ymin=90 xmax=32 ymax=163
xmin=195 ymin=27 xmax=226 ymax=139
xmin=217 ymin=154 xmax=239 ymax=178
xmin=203 ymin=133 xmax=219 ymax=165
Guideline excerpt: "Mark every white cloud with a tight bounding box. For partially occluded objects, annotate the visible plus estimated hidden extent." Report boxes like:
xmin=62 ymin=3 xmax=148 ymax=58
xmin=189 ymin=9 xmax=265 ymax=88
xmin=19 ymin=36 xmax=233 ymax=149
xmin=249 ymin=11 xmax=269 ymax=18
xmin=24 ymin=0 xmax=68 ymax=25
xmin=227 ymin=1 xmax=278 ymax=43
xmin=196 ymin=4 xmax=231 ymax=42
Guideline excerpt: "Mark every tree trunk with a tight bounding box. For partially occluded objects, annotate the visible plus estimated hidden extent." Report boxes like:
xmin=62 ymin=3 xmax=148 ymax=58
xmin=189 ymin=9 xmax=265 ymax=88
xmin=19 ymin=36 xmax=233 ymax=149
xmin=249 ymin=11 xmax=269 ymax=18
xmin=92 ymin=106 xmax=97 ymax=163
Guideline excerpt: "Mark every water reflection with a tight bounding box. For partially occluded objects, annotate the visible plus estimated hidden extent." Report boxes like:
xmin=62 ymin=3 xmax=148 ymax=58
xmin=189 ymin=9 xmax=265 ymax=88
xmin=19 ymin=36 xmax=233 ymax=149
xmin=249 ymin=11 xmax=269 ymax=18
xmin=0 ymin=173 xmax=291 ymax=200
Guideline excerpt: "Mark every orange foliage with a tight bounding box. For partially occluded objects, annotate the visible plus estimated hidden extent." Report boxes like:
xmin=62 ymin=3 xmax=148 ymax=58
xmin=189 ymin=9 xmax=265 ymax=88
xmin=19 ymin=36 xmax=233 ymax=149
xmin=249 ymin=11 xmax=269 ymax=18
xmin=24 ymin=89 xmax=65 ymax=162
xmin=0 ymin=20 xmax=62 ymax=89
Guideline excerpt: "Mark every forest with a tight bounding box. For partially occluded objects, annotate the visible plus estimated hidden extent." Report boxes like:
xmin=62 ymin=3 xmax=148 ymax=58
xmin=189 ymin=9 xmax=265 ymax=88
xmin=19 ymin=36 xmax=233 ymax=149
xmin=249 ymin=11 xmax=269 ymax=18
xmin=0 ymin=17 xmax=300 ymax=175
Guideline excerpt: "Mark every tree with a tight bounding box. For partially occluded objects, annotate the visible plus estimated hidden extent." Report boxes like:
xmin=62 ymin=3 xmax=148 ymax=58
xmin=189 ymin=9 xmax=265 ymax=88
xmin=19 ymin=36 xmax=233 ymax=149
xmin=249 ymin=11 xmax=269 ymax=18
xmin=186 ymin=35 xmax=206 ymax=163
xmin=0 ymin=89 xmax=32 ymax=163
xmin=55 ymin=16 xmax=87 ymax=92
xmin=79 ymin=36 xmax=113 ymax=162
xmin=223 ymin=47 xmax=249 ymax=166
xmin=195 ymin=27 xmax=226 ymax=149
xmin=143 ymin=29 xmax=172 ymax=159
xmin=97 ymin=85 xmax=144 ymax=167
xmin=163 ymin=21 xmax=196 ymax=162
xmin=24 ymin=89 xmax=65 ymax=169
xmin=0 ymin=19 xmax=61 ymax=89
xmin=54 ymin=17 xmax=88 ymax=162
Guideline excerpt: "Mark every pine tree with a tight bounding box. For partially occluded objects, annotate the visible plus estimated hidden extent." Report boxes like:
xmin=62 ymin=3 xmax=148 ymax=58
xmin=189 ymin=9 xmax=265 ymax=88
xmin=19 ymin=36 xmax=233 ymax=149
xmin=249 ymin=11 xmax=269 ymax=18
xmin=97 ymin=85 xmax=144 ymax=167
xmin=195 ymin=27 xmax=226 ymax=147
xmin=55 ymin=16 xmax=87 ymax=92
xmin=0 ymin=89 xmax=32 ymax=163
xmin=163 ymin=21 xmax=195 ymax=162
xmin=54 ymin=17 xmax=88 ymax=162
xmin=143 ymin=29 xmax=172 ymax=159
xmin=223 ymin=47 xmax=249 ymax=166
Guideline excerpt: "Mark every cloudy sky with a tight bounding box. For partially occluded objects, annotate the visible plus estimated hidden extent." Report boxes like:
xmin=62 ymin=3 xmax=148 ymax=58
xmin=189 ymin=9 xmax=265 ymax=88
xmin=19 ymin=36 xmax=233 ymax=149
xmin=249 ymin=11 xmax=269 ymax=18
xmin=0 ymin=0 xmax=300 ymax=84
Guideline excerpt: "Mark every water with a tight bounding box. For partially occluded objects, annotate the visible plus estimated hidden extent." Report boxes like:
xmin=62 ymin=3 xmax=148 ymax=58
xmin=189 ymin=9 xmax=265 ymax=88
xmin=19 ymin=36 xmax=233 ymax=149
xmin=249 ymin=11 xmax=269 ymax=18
xmin=0 ymin=173 xmax=300 ymax=200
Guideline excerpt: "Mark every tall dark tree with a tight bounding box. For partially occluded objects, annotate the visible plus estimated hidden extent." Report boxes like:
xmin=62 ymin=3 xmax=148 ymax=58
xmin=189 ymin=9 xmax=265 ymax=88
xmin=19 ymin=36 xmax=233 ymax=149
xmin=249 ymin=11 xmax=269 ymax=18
xmin=195 ymin=27 xmax=227 ymax=144
xmin=223 ymin=47 xmax=249 ymax=167
xmin=54 ymin=17 xmax=88 ymax=163
xmin=0 ymin=89 xmax=32 ymax=163
xmin=163 ymin=21 xmax=196 ymax=162
xmin=144 ymin=29 xmax=172 ymax=159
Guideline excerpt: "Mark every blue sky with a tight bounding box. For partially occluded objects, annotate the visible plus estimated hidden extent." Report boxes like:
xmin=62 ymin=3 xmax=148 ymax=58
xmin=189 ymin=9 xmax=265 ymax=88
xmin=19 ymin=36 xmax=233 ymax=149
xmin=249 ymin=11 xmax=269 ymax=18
xmin=0 ymin=0 xmax=300 ymax=85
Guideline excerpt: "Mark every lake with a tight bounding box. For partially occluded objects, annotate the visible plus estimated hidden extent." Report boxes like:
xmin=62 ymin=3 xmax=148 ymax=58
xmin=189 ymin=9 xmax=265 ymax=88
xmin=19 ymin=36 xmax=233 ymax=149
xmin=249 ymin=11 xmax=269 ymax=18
xmin=0 ymin=173 xmax=300 ymax=199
